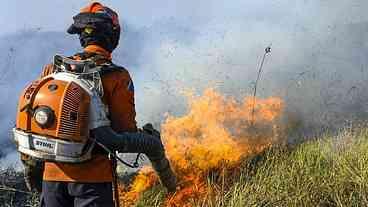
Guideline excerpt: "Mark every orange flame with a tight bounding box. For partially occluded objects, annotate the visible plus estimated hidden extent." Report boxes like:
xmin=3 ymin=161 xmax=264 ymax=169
xmin=120 ymin=166 xmax=158 ymax=206
xmin=120 ymin=88 xmax=284 ymax=206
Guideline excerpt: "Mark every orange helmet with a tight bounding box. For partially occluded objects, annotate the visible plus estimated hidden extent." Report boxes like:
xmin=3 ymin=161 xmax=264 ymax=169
xmin=67 ymin=2 xmax=121 ymax=52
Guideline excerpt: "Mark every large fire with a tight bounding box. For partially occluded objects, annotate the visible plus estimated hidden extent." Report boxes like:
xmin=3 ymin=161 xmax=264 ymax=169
xmin=120 ymin=88 xmax=284 ymax=206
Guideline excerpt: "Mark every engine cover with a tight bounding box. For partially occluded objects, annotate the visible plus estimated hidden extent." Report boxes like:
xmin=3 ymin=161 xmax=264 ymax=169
xmin=14 ymin=71 xmax=110 ymax=162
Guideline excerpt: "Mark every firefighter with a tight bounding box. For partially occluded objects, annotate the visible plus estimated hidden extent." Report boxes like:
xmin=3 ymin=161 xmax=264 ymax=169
xmin=20 ymin=2 xmax=176 ymax=207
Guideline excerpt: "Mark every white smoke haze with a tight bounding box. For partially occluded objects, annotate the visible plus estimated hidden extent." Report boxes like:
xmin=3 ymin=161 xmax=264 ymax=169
xmin=1 ymin=0 xmax=368 ymax=166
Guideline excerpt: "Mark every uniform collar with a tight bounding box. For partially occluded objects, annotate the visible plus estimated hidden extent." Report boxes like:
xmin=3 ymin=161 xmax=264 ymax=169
xmin=84 ymin=45 xmax=112 ymax=60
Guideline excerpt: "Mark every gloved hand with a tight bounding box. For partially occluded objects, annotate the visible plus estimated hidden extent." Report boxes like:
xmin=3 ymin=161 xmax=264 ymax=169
xmin=21 ymin=154 xmax=44 ymax=193
xmin=141 ymin=123 xmax=161 ymax=140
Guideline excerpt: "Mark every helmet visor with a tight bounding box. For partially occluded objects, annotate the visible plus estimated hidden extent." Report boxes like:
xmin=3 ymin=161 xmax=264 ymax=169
xmin=67 ymin=13 xmax=113 ymax=34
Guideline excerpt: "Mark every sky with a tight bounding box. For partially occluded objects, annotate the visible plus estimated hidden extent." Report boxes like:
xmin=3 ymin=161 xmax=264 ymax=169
xmin=2 ymin=0 xmax=368 ymax=35
xmin=1 ymin=0 xmax=368 ymax=166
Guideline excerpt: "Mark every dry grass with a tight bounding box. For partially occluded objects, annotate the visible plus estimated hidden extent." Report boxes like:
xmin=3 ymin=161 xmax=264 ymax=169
xmin=135 ymin=128 xmax=368 ymax=207
xmin=1 ymin=128 xmax=368 ymax=207
xmin=0 ymin=166 xmax=39 ymax=207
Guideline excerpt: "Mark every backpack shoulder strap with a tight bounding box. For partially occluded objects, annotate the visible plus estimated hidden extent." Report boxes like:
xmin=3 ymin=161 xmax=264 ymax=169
xmin=99 ymin=63 xmax=129 ymax=76
xmin=65 ymin=52 xmax=128 ymax=76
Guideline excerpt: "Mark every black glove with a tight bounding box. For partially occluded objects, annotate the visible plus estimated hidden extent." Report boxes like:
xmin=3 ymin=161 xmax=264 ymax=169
xmin=21 ymin=154 xmax=44 ymax=193
xmin=142 ymin=123 xmax=161 ymax=139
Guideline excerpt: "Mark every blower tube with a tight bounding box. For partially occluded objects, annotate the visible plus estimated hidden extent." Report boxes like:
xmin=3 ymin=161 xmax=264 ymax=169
xmin=90 ymin=126 xmax=177 ymax=192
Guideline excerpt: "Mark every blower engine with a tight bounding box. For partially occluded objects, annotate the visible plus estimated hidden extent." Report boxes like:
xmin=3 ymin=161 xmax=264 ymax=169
xmin=13 ymin=55 xmax=110 ymax=163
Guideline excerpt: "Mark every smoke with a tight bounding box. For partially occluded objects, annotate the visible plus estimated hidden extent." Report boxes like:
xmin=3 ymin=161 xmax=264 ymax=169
xmin=132 ymin=0 xmax=368 ymax=137
xmin=1 ymin=1 xmax=368 ymax=162
xmin=0 ymin=30 xmax=76 ymax=160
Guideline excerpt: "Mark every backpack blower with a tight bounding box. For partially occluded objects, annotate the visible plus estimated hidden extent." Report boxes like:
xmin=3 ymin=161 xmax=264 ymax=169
xmin=12 ymin=55 xmax=177 ymax=195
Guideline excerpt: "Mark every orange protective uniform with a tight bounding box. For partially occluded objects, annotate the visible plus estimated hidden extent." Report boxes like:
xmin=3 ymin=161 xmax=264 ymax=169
xmin=41 ymin=45 xmax=137 ymax=182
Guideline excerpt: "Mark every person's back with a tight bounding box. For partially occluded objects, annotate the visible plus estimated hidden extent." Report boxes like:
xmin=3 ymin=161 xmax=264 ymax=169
xmin=16 ymin=3 xmax=177 ymax=207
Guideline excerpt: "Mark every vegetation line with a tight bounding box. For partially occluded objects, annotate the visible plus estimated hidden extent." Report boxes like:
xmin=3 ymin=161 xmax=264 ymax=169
xmin=0 ymin=185 xmax=32 ymax=195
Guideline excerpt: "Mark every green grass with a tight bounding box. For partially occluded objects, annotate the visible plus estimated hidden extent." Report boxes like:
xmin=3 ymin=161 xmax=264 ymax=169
xmin=1 ymin=128 xmax=368 ymax=207
xmin=136 ymin=128 xmax=368 ymax=207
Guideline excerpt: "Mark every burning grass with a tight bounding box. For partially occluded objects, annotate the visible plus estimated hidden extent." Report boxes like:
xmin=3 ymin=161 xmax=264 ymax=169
xmin=131 ymin=127 xmax=368 ymax=207
xmin=118 ymin=88 xmax=368 ymax=207
xmin=1 ymin=116 xmax=368 ymax=207
xmin=119 ymin=88 xmax=285 ymax=206
xmin=2 ymin=127 xmax=368 ymax=207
